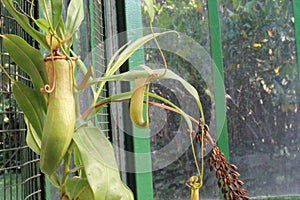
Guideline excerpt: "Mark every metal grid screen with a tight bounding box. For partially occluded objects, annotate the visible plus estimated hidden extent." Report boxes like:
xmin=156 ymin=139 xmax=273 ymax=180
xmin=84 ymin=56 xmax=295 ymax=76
xmin=92 ymin=0 xmax=109 ymax=134
xmin=0 ymin=1 xmax=44 ymax=200
xmin=75 ymin=0 xmax=109 ymax=134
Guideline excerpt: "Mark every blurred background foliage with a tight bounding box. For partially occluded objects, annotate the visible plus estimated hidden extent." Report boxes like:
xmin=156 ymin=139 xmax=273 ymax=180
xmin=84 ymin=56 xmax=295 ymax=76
xmin=143 ymin=0 xmax=300 ymax=199
xmin=220 ymin=0 xmax=300 ymax=196
xmin=221 ymin=0 xmax=299 ymax=150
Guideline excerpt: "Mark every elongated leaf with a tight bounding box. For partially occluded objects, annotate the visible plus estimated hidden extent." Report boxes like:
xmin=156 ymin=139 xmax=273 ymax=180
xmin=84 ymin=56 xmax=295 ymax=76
xmin=35 ymin=18 xmax=50 ymax=33
xmin=73 ymin=146 xmax=86 ymax=178
xmin=107 ymin=31 xmax=176 ymax=76
xmin=73 ymin=127 xmax=134 ymax=200
xmin=1 ymin=0 xmax=49 ymax=49
xmin=161 ymin=69 xmax=205 ymax=122
xmin=91 ymin=69 xmax=200 ymax=104
xmin=13 ymin=82 xmax=43 ymax=138
xmin=65 ymin=0 xmax=84 ymax=35
xmin=144 ymin=0 xmax=155 ymax=22
xmin=94 ymin=30 xmax=177 ymax=102
xmin=65 ymin=178 xmax=94 ymax=200
xmin=25 ymin=117 xmax=41 ymax=155
xmin=39 ymin=0 xmax=63 ymax=30
xmin=83 ymin=92 xmax=133 ymax=121
xmin=89 ymin=68 xmax=204 ymax=126
xmin=106 ymin=42 xmax=129 ymax=73
xmin=148 ymin=92 xmax=193 ymax=137
xmin=58 ymin=16 xmax=66 ymax=36
xmin=86 ymin=90 xmax=193 ymax=140
xmin=47 ymin=173 xmax=60 ymax=188
xmin=2 ymin=34 xmax=48 ymax=110
xmin=77 ymin=66 xmax=94 ymax=91
xmin=2 ymin=34 xmax=47 ymax=87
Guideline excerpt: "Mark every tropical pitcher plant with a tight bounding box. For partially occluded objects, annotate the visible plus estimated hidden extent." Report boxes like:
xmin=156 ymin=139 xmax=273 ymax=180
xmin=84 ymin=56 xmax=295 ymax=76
xmin=0 ymin=0 xmax=249 ymax=199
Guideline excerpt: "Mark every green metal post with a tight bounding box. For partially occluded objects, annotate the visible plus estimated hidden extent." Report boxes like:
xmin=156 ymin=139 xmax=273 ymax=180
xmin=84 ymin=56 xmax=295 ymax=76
xmin=293 ymin=0 xmax=300 ymax=87
xmin=207 ymin=0 xmax=230 ymax=160
xmin=124 ymin=1 xmax=154 ymax=199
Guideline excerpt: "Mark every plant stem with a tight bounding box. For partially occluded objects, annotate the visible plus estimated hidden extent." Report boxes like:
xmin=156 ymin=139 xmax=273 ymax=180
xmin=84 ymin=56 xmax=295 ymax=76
xmin=83 ymin=97 xmax=216 ymax=146
xmin=74 ymin=92 xmax=81 ymax=119
xmin=59 ymin=141 xmax=75 ymax=195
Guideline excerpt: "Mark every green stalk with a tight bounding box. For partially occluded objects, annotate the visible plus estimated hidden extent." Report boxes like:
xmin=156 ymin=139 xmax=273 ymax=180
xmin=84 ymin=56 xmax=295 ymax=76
xmin=74 ymin=92 xmax=81 ymax=119
xmin=60 ymin=141 xmax=76 ymax=195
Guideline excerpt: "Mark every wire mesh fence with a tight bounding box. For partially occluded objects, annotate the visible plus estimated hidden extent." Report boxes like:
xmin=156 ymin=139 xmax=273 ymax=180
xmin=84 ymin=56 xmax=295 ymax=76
xmin=0 ymin=1 xmax=44 ymax=200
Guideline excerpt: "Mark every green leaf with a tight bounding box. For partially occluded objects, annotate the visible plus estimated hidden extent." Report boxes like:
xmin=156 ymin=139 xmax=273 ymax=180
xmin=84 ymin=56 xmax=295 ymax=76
xmin=65 ymin=0 xmax=84 ymax=35
xmin=83 ymin=92 xmax=133 ymax=121
xmin=39 ymin=0 xmax=63 ymax=30
xmin=1 ymin=0 xmax=49 ymax=49
xmin=2 ymin=34 xmax=48 ymax=111
xmin=88 ymin=68 xmax=205 ymax=130
xmin=73 ymin=146 xmax=86 ymax=178
xmin=2 ymin=34 xmax=48 ymax=110
xmin=13 ymin=82 xmax=43 ymax=139
xmin=65 ymin=178 xmax=94 ymax=200
xmin=148 ymin=92 xmax=193 ymax=138
xmin=25 ymin=117 xmax=41 ymax=155
xmin=144 ymin=0 xmax=155 ymax=22
xmin=2 ymin=34 xmax=47 ymax=88
xmin=58 ymin=16 xmax=66 ymax=36
xmin=35 ymin=18 xmax=50 ymax=33
xmin=47 ymin=173 xmax=60 ymax=188
xmin=107 ymin=31 xmax=176 ymax=76
xmin=73 ymin=127 xmax=134 ymax=200
xmin=93 ymin=30 xmax=177 ymax=103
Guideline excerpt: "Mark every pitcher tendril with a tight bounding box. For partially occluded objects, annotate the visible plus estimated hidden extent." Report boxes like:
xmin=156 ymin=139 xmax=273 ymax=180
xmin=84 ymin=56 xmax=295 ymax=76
xmin=40 ymin=83 xmax=55 ymax=93
xmin=41 ymin=35 xmax=56 ymax=93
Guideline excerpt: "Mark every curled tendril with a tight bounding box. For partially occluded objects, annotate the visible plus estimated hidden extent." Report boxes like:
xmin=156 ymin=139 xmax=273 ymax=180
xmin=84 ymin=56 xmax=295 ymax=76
xmin=40 ymin=34 xmax=57 ymax=94
xmin=40 ymin=82 xmax=55 ymax=93
xmin=40 ymin=59 xmax=56 ymax=94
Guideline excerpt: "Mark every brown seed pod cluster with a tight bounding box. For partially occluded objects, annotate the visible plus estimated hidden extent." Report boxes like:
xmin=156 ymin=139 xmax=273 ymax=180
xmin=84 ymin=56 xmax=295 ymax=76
xmin=195 ymin=119 xmax=210 ymax=154
xmin=208 ymin=145 xmax=249 ymax=200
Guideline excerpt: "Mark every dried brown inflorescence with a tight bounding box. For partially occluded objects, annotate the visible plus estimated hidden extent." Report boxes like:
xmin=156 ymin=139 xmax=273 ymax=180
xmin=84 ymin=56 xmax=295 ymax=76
xmin=208 ymin=145 xmax=250 ymax=200
xmin=188 ymin=118 xmax=249 ymax=200
xmin=195 ymin=118 xmax=212 ymax=155
xmin=194 ymin=119 xmax=249 ymax=200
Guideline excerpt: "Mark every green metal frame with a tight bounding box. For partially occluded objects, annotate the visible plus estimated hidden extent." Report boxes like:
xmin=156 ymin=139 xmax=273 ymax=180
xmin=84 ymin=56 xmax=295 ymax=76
xmin=123 ymin=1 xmax=154 ymax=199
xmin=293 ymin=0 xmax=300 ymax=88
xmin=207 ymin=0 xmax=230 ymax=160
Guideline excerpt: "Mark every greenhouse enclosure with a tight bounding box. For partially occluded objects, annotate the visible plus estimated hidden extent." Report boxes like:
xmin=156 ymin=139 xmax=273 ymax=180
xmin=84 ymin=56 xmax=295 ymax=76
xmin=0 ymin=0 xmax=299 ymax=200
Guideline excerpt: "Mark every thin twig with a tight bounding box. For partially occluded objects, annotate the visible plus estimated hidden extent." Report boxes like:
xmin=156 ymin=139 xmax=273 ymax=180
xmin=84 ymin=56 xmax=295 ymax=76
xmin=82 ymin=99 xmax=216 ymax=147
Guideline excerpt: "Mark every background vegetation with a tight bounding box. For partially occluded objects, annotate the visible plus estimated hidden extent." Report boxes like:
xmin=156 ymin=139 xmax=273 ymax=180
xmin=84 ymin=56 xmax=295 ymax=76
xmin=143 ymin=0 xmax=300 ymax=199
